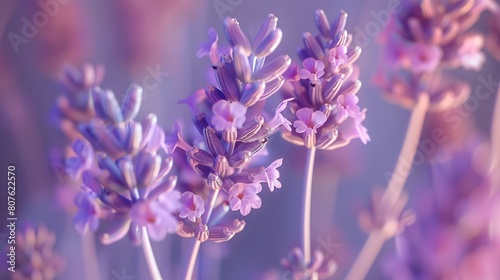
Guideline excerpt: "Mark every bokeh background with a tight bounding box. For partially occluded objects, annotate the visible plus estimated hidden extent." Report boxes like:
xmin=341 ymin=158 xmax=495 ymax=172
xmin=0 ymin=0 xmax=498 ymax=279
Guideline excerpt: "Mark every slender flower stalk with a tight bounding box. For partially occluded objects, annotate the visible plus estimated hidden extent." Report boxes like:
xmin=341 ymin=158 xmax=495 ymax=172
xmin=346 ymin=93 xmax=429 ymax=280
xmin=182 ymin=188 xmax=220 ymax=280
xmin=345 ymin=231 xmax=385 ymax=280
xmin=142 ymin=228 xmax=163 ymax=280
xmin=82 ymin=232 xmax=99 ymax=280
xmin=381 ymin=93 xmax=429 ymax=204
xmin=301 ymin=147 xmax=316 ymax=268
xmin=183 ymin=240 xmax=201 ymax=280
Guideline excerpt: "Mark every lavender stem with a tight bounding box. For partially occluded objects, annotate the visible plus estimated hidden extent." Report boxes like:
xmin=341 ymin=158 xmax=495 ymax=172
xmin=82 ymin=232 xmax=99 ymax=280
xmin=183 ymin=188 xmax=221 ymax=280
xmin=141 ymin=227 xmax=163 ymax=280
xmin=302 ymin=147 xmax=317 ymax=269
xmin=346 ymin=93 xmax=429 ymax=280
xmin=344 ymin=231 xmax=385 ymax=280
xmin=381 ymin=93 xmax=429 ymax=204
xmin=183 ymin=239 xmax=201 ymax=280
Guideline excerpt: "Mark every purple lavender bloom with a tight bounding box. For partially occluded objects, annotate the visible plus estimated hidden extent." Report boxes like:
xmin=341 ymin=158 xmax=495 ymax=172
xmin=281 ymin=10 xmax=369 ymax=150
xmin=171 ymin=14 xmax=289 ymax=245
xmin=228 ymin=183 xmax=262 ymax=216
xmin=300 ymin=58 xmax=325 ymax=83
xmin=178 ymin=191 xmax=205 ymax=222
xmin=73 ymin=190 xmax=107 ymax=235
xmin=66 ymin=83 xmax=181 ymax=245
xmin=382 ymin=137 xmax=500 ymax=279
xmin=281 ymin=247 xmax=337 ymax=279
xmin=211 ymin=100 xmax=247 ymax=132
xmin=53 ymin=64 xmax=104 ymax=139
xmin=13 ymin=225 xmax=66 ymax=280
xmin=130 ymin=195 xmax=180 ymax=241
xmin=375 ymin=0 xmax=492 ymax=111
xmin=253 ymin=158 xmax=283 ymax=192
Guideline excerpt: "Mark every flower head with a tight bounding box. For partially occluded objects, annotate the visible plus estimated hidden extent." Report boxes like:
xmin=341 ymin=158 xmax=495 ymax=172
xmin=293 ymin=108 xmax=327 ymax=135
xmin=211 ymin=100 xmax=247 ymax=132
xmin=130 ymin=194 xmax=180 ymax=241
xmin=300 ymin=58 xmax=325 ymax=82
xmin=228 ymin=183 xmax=262 ymax=216
xmin=254 ymin=158 xmax=283 ymax=192
xmin=329 ymin=46 xmax=348 ymax=68
xmin=179 ymin=191 xmax=205 ymax=222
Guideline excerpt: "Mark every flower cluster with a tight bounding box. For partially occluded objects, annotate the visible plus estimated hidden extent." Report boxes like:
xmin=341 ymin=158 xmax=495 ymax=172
xmin=375 ymin=0 xmax=497 ymax=111
xmin=56 ymin=66 xmax=181 ymax=244
xmin=10 ymin=225 xmax=66 ymax=280
xmin=52 ymin=64 xmax=105 ymax=140
xmin=169 ymin=14 xmax=288 ymax=242
xmin=383 ymin=137 xmax=500 ymax=279
xmin=281 ymin=10 xmax=370 ymax=150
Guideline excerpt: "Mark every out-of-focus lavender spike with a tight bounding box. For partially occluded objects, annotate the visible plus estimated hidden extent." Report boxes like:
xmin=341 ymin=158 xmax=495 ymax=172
xmin=233 ymin=46 xmax=252 ymax=83
xmin=118 ymin=159 xmax=137 ymax=190
xmin=446 ymin=0 xmax=474 ymax=18
xmin=408 ymin=17 xmax=426 ymax=42
xmin=100 ymin=220 xmax=131 ymax=245
xmin=64 ymin=63 xmax=105 ymax=92
xmin=441 ymin=22 xmax=460 ymax=44
xmin=303 ymin=32 xmax=325 ymax=60
xmin=261 ymin=76 xmax=285 ymax=100
xmin=128 ymin=222 xmax=142 ymax=246
xmin=252 ymin=55 xmax=291 ymax=82
xmin=315 ymin=10 xmax=331 ymax=38
xmin=240 ymin=81 xmax=265 ymax=106
xmin=122 ymin=84 xmax=143 ymax=121
xmin=147 ymin=175 xmax=177 ymax=200
xmin=125 ymin=122 xmax=143 ymax=154
xmin=205 ymin=84 xmax=227 ymax=104
xmin=215 ymin=62 xmax=241 ymax=101
xmin=253 ymin=14 xmax=278 ymax=50
xmin=330 ymin=10 xmax=348 ymax=39
xmin=203 ymin=127 xmax=224 ymax=156
xmin=188 ymin=147 xmax=215 ymax=166
xmin=223 ymin=18 xmax=252 ymax=55
xmin=97 ymin=154 xmax=123 ymax=183
xmin=254 ymin=29 xmax=283 ymax=58
xmin=135 ymin=152 xmax=161 ymax=187
xmin=140 ymin=113 xmax=157 ymax=148
xmin=91 ymin=87 xmax=106 ymax=119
